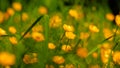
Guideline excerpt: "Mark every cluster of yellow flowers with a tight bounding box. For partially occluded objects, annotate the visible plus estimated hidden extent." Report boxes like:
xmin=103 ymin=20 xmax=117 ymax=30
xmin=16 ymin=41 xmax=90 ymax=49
xmin=23 ymin=53 xmax=38 ymax=64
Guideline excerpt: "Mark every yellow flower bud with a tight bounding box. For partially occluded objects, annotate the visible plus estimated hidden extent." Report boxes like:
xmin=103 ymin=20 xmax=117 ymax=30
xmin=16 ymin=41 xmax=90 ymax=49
xmin=65 ymin=32 xmax=76 ymax=39
xmin=9 ymin=37 xmax=18 ymax=45
xmin=106 ymin=13 xmax=114 ymax=21
xmin=92 ymin=52 xmax=98 ymax=59
xmin=69 ymin=9 xmax=79 ymax=19
xmin=38 ymin=6 xmax=48 ymax=15
xmin=12 ymin=2 xmax=22 ymax=11
xmin=53 ymin=56 xmax=65 ymax=64
xmin=80 ymin=32 xmax=90 ymax=40
xmin=61 ymin=45 xmax=71 ymax=52
xmin=0 ymin=52 xmax=15 ymax=66
xmin=8 ymin=26 xmax=17 ymax=34
xmin=7 ymin=8 xmax=15 ymax=16
xmin=22 ymin=12 xmax=28 ymax=22
xmin=32 ymin=32 xmax=44 ymax=42
xmin=63 ymin=24 xmax=74 ymax=32
xmin=0 ymin=11 xmax=4 ymax=23
xmin=0 ymin=28 xmax=7 ymax=36
xmin=115 ymin=14 xmax=120 ymax=26
xmin=48 ymin=43 xmax=56 ymax=49
xmin=89 ymin=24 xmax=99 ymax=32
xmin=76 ymin=47 xmax=88 ymax=58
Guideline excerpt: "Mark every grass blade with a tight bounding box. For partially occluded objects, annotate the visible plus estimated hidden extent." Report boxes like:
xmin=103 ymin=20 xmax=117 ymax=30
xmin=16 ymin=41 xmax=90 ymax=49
xmin=19 ymin=15 xmax=44 ymax=41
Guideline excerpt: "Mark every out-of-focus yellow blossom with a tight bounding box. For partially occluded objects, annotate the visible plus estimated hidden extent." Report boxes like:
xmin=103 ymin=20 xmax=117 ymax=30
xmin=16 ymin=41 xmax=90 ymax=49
xmin=32 ymin=25 xmax=43 ymax=32
xmin=12 ymin=2 xmax=22 ymax=11
xmin=23 ymin=54 xmax=38 ymax=64
xmin=69 ymin=9 xmax=79 ymax=19
xmin=92 ymin=52 xmax=98 ymax=59
xmin=0 ymin=52 xmax=15 ymax=66
xmin=61 ymin=45 xmax=72 ymax=52
xmin=49 ymin=15 xmax=62 ymax=28
xmin=0 ymin=11 xmax=4 ymax=23
xmin=38 ymin=6 xmax=48 ymax=15
xmin=22 ymin=12 xmax=28 ymax=22
xmin=65 ymin=32 xmax=76 ymax=39
xmin=101 ymin=43 xmax=112 ymax=49
xmin=115 ymin=14 xmax=120 ymax=26
xmin=9 ymin=36 xmax=18 ymax=45
xmin=8 ymin=26 xmax=17 ymax=34
xmin=80 ymin=32 xmax=90 ymax=40
xmin=100 ymin=43 xmax=113 ymax=64
xmin=89 ymin=24 xmax=99 ymax=33
xmin=0 ymin=28 xmax=7 ymax=36
xmin=4 ymin=12 xmax=10 ymax=20
xmin=65 ymin=64 xmax=75 ymax=68
xmin=48 ymin=43 xmax=56 ymax=49
xmin=103 ymin=28 xmax=113 ymax=41
xmin=113 ymin=28 xmax=120 ymax=34
xmin=5 ymin=66 xmax=10 ymax=68
xmin=59 ymin=65 xmax=64 ymax=68
xmin=21 ymin=32 xmax=31 ymax=38
xmin=89 ymin=64 xmax=100 ymax=68
xmin=53 ymin=56 xmax=65 ymax=64
xmin=7 ymin=8 xmax=15 ymax=16
xmin=106 ymin=13 xmax=114 ymax=21
xmin=32 ymin=32 xmax=44 ymax=42
xmin=32 ymin=53 xmax=38 ymax=57
xmin=100 ymin=48 xmax=112 ymax=64
xmin=23 ymin=54 xmax=31 ymax=64
xmin=113 ymin=51 xmax=120 ymax=65
xmin=76 ymin=47 xmax=88 ymax=58
xmin=46 ymin=64 xmax=54 ymax=68
xmin=63 ymin=24 xmax=74 ymax=32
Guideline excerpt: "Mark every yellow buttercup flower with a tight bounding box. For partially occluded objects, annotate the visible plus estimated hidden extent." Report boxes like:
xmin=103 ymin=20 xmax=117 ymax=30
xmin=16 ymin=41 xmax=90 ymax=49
xmin=48 ymin=43 xmax=56 ymax=49
xmin=61 ymin=45 xmax=72 ymax=52
xmin=53 ymin=56 xmax=65 ymax=64
xmin=115 ymin=14 xmax=120 ymax=26
xmin=69 ymin=9 xmax=79 ymax=19
xmin=49 ymin=15 xmax=62 ymax=28
xmin=63 ymin=24 xmax=74 ymax=32
xmin=76 ymin=47 xmax=88 ymax=58
xmin=8 ymin=26 xmax=17 ymax=34
xmin=22 ymin=12 xmax=28 ymax=22
xmin=92 ymin=52 xmax=98 ymax=59
xmin=103 ymin=28 xmax=113 ymax=41
xmin=32 ymin=32 xmax=44 ymax=42
xmin=113 ymin=51 xmax=120 ymax=65
xmin=65 ymin=32 xmax=76 ymax=39
xmin=12 ymin=2 xmax=22 ymax=11
xmin=9 ymin=36 xmax=18 ymax=45
xmin=38 ymin=6 xmax=48 ymax=15
xmin=0 ymin=11 xmax=4 ymax=23
xmin=89 ymin=24 xmax=99 ymax=33
xmin=0 ymin=28 xmax=7 ymax=36
xmin=106 ymin=13 xmax=114 ymax=21
xmin=80 ymin=32 xmax=90 ymax=40
xmin=32 ymin=25 xmax=43 ymax=32
xmin=0 ymin=52 xmax=15 ymax=66
xmin=7 ymin=8 xmax=15 ymax=16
